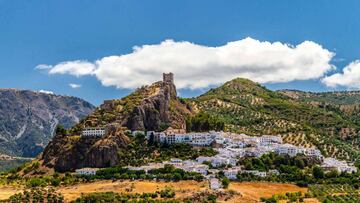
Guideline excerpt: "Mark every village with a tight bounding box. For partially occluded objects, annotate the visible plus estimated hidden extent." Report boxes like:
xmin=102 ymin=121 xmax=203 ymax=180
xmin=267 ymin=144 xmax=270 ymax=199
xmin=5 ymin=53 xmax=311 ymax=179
xmin=76 ymin=126 xmax=358 ymax=189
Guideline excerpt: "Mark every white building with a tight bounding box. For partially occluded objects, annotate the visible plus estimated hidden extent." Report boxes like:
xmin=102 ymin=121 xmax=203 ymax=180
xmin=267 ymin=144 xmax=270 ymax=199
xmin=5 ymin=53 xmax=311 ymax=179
xmin=224 ymin=167 xmax=241 ymax=180
xmin=241 ymin=170 xmax=267 ymax=177
xmin=81 ymin=128 xmax=106 ymax=137
xmin=303 ymin=148 xmax=322 ymax=159
xmin=75 ymin=168 xmax=99 ymax=175
xmin=321 ymin=158 xmax=357 ymax=173
xmin=274 ymin=144 xmax=299 ymax=157
xmin=196 ymin=156 xmax=213 ymax=164
xmin=188 ymin=164 xmax=209 ymax=175
xmin=210 ymin=178 xmax=221 ymax=190
xmin=259 ymin=135 xmax=283 ymax=146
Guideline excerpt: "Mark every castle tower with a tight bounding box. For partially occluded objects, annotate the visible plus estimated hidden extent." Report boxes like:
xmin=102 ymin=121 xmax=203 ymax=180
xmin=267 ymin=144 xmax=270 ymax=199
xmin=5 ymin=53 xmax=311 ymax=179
xmin=163 ymin=72 xmax=174 ymax=84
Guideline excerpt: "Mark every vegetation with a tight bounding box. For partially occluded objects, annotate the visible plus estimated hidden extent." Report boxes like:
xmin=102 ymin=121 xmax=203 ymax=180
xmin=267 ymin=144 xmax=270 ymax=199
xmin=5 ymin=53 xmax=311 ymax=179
xmin=236 ymin=153 xmax=360 ymax=187
xmin=71 ymin=189 xmax=177 ymax=203
xmin=0 ymin=159 xmax=30 ymax=172
xmin=1 ymin=188 xmax=64 ymax=203
xmin=186 ymin=112 xmax=225 ymax=132
xmin=260 ymin=191 xmax=304 ymax=203
xmin=82 ymin=164 xmax=204 ymax=182
xmin=191 ymin=78 xmax=360 ymax=161
xmin=309 ymin=184 xmax=360 ymax=203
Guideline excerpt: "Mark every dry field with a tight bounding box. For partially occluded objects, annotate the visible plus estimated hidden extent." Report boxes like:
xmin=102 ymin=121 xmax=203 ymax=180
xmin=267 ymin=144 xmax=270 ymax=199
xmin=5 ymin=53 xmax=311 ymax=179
xmin=0 ymin=181 xmax=318 ymax=203
xmin=0 ymin=186 xmax=23 ymax=200
xmin=59 ymin=180 xmax=311 ymax=202
xmin=58 ymin=180 xmax=209 ymax=202
xmin=227 ymin=182 xmax=309 ymax=203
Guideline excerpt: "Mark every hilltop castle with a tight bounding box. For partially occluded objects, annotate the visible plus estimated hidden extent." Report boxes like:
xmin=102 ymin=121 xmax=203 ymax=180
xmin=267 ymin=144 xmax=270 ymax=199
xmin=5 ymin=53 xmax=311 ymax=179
xmin=163 ymin=72 xmax=174 ymax=84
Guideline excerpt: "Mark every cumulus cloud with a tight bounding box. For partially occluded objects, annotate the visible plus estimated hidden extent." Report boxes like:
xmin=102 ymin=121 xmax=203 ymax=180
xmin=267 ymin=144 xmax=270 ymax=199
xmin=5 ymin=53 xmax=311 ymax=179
xmin=37 ymin=38 xmax=335 ymax=89
xmin=322 ymin=60 xmax=360 ymax=88
xmin=46 ymin=60 xmax=96 ymax=77
xmin=69 ymin=83 xmax=82 ymax=88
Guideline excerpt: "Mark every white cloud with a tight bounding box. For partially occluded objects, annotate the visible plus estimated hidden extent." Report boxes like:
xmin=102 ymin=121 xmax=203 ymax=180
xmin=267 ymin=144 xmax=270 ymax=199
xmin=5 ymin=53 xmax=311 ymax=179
xmin=35 ymin=64 xmax=52 ymax=70
xmin=322 ymin=60 xmax=360 ymax=88
xmin=38 ymin=90 xmax=54 ymax=95
xmin=37 ymin=38 xmax=335 ymax=89
xmin=47 ymin=60 xmax=96 ymax=77
xmin=69 ymin=83 xmax=82 ymax=88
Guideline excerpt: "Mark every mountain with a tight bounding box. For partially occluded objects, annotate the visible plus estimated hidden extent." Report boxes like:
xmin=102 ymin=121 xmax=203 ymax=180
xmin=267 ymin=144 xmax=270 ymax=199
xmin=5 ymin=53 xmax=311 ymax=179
xmin=191 ymin=79 xmax=360 ymax=160
xmin=41 ymin=76 xmax=360 ymax=172
xmin=41 ymin=74 xmax=193 ymax=171
xmin=0 ymin=89 xmax=95 ymax=157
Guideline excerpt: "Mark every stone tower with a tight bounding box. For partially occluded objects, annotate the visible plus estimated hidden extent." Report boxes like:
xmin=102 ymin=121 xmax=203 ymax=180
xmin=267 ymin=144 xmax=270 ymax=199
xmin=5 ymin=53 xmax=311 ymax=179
xmin=163 ymin=72 xmax=174 ymax=84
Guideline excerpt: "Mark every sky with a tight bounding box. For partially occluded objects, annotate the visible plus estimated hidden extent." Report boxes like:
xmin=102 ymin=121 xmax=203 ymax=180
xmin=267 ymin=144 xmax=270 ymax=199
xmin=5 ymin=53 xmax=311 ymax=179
xmin=1 ymin=0 xmax=360 ymax=105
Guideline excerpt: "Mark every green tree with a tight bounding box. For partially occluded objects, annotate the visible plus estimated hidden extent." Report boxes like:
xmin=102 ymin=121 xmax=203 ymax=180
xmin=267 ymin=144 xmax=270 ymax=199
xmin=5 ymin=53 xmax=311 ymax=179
xmin=312 ymin=166 xmax=325 ymax=179
xmin=222 ymin=177 xmax=230 ymax=189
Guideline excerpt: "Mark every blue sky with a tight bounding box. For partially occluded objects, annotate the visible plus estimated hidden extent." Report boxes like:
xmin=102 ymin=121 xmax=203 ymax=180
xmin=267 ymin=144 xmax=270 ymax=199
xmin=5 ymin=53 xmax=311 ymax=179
xmin=0 ymin=0 xmax=360 ymax=105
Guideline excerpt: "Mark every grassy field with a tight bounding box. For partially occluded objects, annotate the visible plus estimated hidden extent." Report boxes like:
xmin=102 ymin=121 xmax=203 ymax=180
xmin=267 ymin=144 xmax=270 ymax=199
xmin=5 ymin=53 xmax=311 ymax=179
xmin=0 ymin=181 xmax=317 ymax=202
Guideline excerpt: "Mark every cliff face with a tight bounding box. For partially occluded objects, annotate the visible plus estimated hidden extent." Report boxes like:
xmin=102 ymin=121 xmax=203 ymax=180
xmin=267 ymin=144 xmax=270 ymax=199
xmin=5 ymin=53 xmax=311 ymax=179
xmin=41 ymin=79 xmax=192 ymax=171
xmin=0 ymin=89 xmax=95 ymax=157
xmin=126 ymin=81 xmax=185 ymax=131
xmin=42 ymin=127 xmax=130 ymax=172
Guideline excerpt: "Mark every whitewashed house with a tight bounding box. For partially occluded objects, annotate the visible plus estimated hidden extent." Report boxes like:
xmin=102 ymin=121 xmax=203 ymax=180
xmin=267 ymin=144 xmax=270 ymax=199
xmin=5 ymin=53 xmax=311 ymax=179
xmin=274 ymin=144 xmax=299 ymax=157
xmin=224 ymin=167 xmax=241 ymax=180
xmin=75 ymin=168 xmax=99 ymax=175
xmin=303 ymin=148 xmax=322 ymax=159
xmin=196 ymin=156 xmax=213 ymax=164
xmin=321 ymin=158 xmax=357 ymax=173
xmin=81 ymin=128 xmax=106 ymax=137
xmin=242 ymin=170 xmax=267 ymax=177
xmin=259 ymin=135 xmax=282 ymax=146
xmin=210 ymin=178 xmax=221 ymax=190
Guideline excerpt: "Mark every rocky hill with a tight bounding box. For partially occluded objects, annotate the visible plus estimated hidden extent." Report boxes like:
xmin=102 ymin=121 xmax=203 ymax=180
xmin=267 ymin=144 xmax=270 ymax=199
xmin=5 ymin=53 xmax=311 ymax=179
xmin=0 ymin=89 xmax=95 ymax=157
xmin=41 ymin=74 xmax=193 ymax=171
xmin=41 ymin=76 xmax=360 ymax=172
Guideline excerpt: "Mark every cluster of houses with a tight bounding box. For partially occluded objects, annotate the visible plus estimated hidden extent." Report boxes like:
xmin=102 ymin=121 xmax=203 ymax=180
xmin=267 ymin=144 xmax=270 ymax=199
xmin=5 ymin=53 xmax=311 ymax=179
xmin=77 ymin=126 xmax=358 ymax=189
xmin=145 ymin=127 xmax=217 ymax=146
xmin=321 ymin=157 xmax=357 ymax=173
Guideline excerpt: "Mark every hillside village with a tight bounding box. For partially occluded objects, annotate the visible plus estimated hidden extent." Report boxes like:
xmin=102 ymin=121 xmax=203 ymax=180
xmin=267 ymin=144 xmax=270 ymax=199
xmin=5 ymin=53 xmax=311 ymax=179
xmin=74 ymin=73 xmax=358 ymax=190
xmin=78 ymin=124 xmax=357 ymax=189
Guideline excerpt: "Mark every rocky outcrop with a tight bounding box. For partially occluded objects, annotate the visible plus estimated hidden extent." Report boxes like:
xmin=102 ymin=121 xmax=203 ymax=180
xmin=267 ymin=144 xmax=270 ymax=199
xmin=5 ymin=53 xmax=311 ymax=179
xmin=41 ymin=76 xmax=192 ymax=171
xmin=0 ymin=89 xmax=95 ymax=157
xmin=42 ymin=126 xmax=130 ymax=172
xmin=126 ymin=81 xmax=185 ymax=131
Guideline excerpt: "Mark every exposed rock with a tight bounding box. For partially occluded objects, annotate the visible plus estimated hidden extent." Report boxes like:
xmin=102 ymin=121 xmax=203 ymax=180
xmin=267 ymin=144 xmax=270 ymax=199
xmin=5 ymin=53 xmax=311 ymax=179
xmin=42 ymin=127 xmax=130 ymax=172
xmin=41 ymin=74 xmax=192 ymax=171
xmin=0 ymin=89 xmax=95 ymax=157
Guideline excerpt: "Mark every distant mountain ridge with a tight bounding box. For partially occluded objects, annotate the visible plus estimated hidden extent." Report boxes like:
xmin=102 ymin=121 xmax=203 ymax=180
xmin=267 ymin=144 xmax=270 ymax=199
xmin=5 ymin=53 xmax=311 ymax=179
xmin=0 ymin=89 xmax=95 ymax=157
